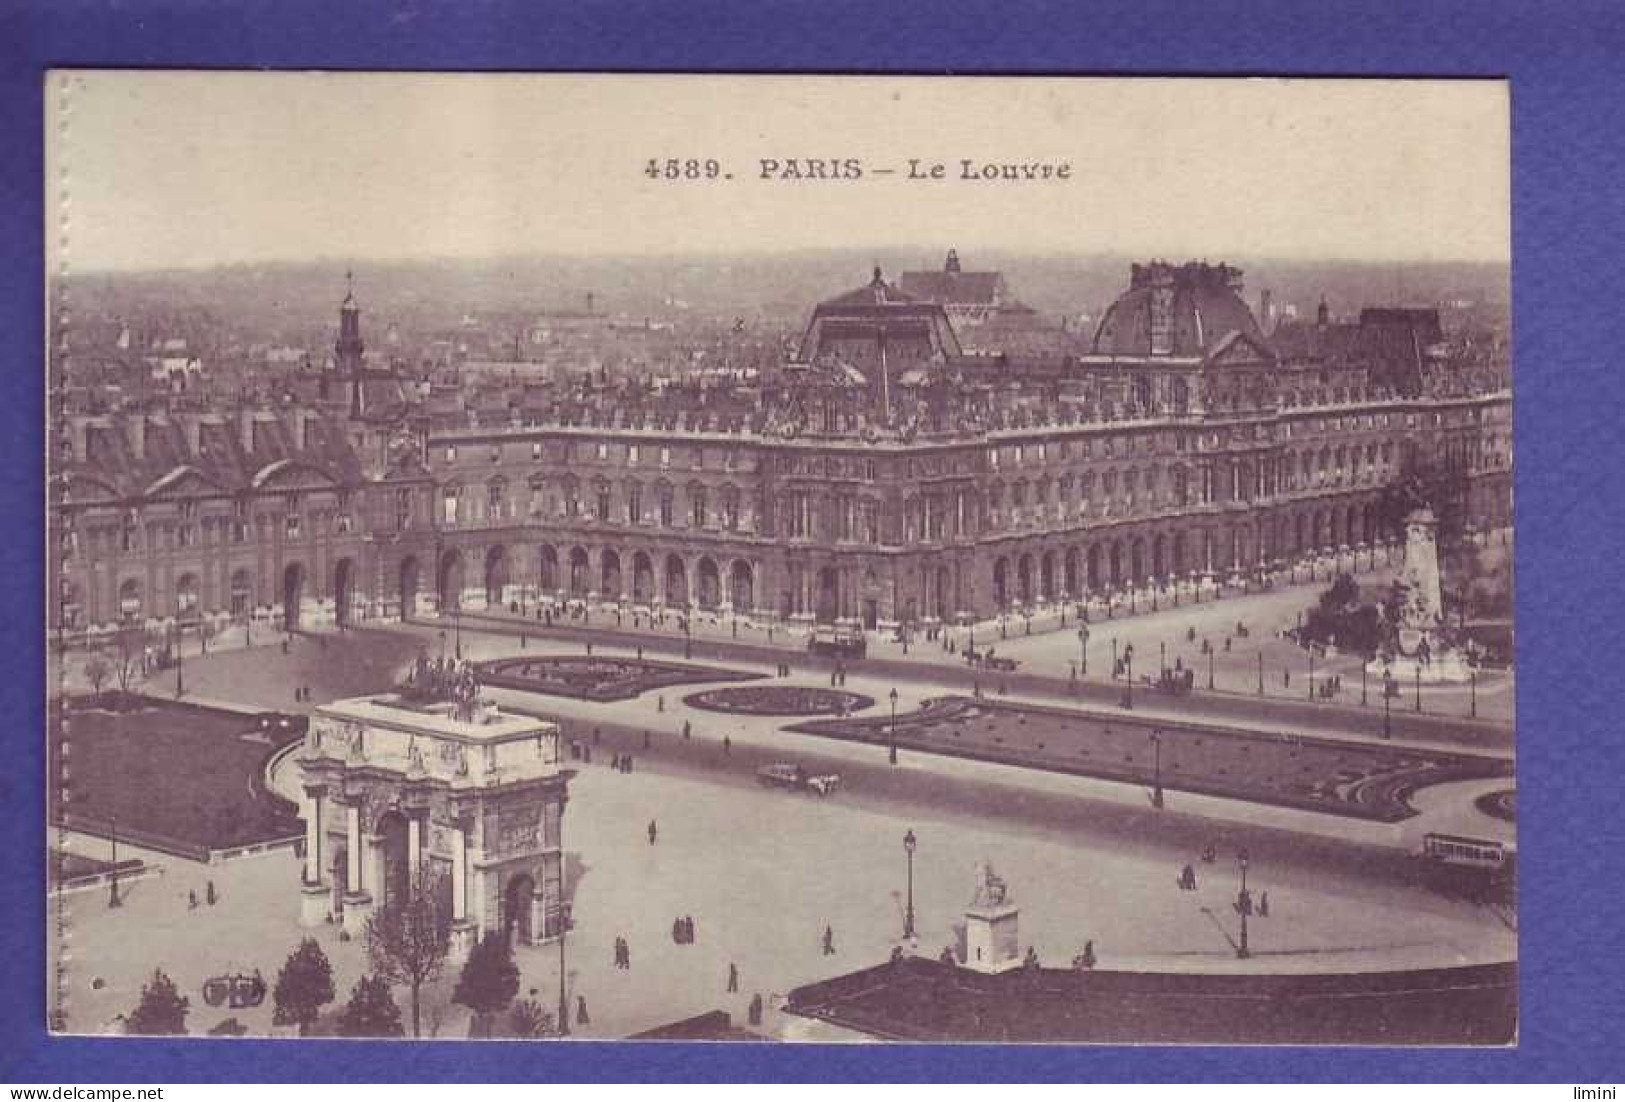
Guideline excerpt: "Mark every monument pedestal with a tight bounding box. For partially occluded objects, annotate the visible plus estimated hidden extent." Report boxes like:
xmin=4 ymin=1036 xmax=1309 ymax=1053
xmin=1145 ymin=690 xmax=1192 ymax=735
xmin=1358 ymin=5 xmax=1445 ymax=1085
xmin=963 ymin=902 xmax=1022 ymax=974
xmin=448 ymin=919 xmax=480 ymax=963
xmin=341 ymin=890 xmax=374 ymax=938
xmin=299 ymin=880 xmax=330 ymax=928
xmin=1368 ymin=650 xmax=1473 ymax=685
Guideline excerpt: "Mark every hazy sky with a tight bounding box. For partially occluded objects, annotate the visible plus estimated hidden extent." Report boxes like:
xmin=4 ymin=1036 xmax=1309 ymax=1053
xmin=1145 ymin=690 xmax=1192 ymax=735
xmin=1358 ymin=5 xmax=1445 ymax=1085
xmin=47 ymin=73 xmax=1509 ymax=273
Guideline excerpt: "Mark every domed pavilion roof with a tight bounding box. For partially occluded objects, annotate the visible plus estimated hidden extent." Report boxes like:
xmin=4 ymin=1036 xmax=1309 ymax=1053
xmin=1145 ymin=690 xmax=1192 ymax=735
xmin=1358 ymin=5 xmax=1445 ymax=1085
xmin=1091 ymin=261 xmax=1269 ymax=358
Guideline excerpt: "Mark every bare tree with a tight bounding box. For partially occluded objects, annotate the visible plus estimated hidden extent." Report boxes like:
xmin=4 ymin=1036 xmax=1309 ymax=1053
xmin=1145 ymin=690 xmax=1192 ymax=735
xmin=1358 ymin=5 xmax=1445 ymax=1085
xmin=363 ymin=863 xmax=451 ymax=1038
xmin=110 ymin=622 xmax=151 ymax=694
xmin=83 ymin=652 xmax=112 ymax=697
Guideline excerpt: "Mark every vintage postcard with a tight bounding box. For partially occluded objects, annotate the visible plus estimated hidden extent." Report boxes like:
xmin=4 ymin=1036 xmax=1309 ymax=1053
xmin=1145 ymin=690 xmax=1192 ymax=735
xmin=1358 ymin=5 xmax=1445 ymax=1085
xmin=45 ymin=72 xmax=1513 ymax=1043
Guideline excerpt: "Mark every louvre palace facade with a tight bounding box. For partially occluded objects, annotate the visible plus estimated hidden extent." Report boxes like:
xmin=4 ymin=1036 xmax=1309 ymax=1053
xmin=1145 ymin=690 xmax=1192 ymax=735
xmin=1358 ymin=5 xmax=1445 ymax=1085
xmin=49 ymin=257 xmax=1512 ymax=644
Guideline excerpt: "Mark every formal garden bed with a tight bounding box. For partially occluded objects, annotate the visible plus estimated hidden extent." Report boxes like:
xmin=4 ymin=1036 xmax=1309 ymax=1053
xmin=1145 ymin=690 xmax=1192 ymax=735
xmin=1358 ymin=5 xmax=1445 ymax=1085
xmin=475 ymin=655 xmax=760 ymax=702
xmin=1474 ymin=789 xmax=1516 ymax=823
xmin=786 ymin=696 xmax=1511 ymax=823
xmin=48 ymin=693 xmax=304 ymax=860
xmin=683 ymin=685 xmax=874 ymax=717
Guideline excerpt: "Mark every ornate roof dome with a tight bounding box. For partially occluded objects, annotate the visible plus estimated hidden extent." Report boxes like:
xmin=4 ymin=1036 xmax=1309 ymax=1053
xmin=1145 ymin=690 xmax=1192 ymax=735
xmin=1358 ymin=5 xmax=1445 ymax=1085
xmin=1091 ymin=261 xmax=1268 ymax=358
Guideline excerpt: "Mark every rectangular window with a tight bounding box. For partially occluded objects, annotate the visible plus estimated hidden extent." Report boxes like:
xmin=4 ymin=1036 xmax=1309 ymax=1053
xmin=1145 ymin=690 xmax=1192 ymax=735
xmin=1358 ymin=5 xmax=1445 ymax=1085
xmin=445 ymin=445 xmax=457 ymax=463
xmin=596 ymin=489 xmax=611 ymax=522
xmin=531 ymin=442 xmax=542 ymax=460
xmin=660 ymin=446 xmax=671 ymax=469
xmin=628 ymin=486 xmax=642 ymax=523
xmin=597 ymin=441 xmax=608 ymax=460
xmin=628 ymin=444 xmax=640 ymax=466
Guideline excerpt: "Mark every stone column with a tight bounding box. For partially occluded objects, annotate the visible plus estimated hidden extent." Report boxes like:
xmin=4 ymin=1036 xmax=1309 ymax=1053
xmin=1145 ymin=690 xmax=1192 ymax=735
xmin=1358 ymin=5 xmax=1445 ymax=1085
xmin=447 ymin=818 xmax=478 ymax=961
xmin=303 ymin=786 xmax=323 ymax=883
xmin=407 ymin=814 xmax=422 ymax=886
xmin=298 ymin=784 xmax=328 ymax=927
xmin=451 ymin=824 xmax=468 ymax=922
xmin=346 ymin=804 xmax=362 ymax=893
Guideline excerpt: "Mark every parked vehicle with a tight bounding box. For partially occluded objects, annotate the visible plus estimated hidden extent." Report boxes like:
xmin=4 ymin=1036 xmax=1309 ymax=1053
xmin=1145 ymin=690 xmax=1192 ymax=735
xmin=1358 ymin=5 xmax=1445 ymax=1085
xmin=965 ymin=648 xmax=1020 ymax=672
xmin=756 ymin=762 xmax=841 ymax=796
xmin=808 ymin=627 xmax=867 ymax=658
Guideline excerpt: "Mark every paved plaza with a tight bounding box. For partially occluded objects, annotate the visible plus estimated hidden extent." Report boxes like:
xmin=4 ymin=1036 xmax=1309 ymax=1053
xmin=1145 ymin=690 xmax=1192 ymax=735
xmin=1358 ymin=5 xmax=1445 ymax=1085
xmin=52 ymin=617 xmax=1515 ymax=1039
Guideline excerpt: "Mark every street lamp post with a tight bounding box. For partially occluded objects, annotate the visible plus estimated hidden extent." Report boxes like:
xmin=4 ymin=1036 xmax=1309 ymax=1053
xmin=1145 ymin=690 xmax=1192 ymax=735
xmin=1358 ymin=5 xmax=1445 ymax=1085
xmin=1256 ymin=650 xmax=1264 ymax=695
xmin=1235 ymin=848 xmax=1251 ymax=959
xmin=174 ymin=625 xmax=184 ymax=699
xmin=1077 ymin=625 xmax=1089 ymax=679
xmin=1361 ymin=656 xmax=1369 ymax=706
xmin=1207 ymin=646 xmax=1215 ymax=691
xmin=1111 ymin=638 xmax=1119 ymax=680
xmin=454 ymin=606 xmax=463 ymax=660
xmin=1307 ymin=648 xmax=1315 ymax=700
xmin=1470 ymin=668 xmax=1478 ymax=719
xmin=1149 ymin=732 xmax=1163 ymax=809
xmin=902 ymin=829 xmax=917 ymax=940
xmin=1414 ymin=665 xmax=1422 ymax=713
xmin=1123 ymin=645 xmax=1134 ymax=710
xmin=1383 ymin=679 xmax=1393 ymax=739
xmin=1160 ymin=640 xmax=1167 ymax=678
xmin=557 ymin=903 xmax=570 ymax=1036
xmin=108 ymin=817 xmax=122 ymax=909
xmin=888 ymin=687 xmax=900 ymax=765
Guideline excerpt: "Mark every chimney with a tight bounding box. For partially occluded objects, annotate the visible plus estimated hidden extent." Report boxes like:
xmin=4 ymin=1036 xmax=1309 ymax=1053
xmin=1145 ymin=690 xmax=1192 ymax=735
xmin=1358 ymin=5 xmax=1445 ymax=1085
xmin=239 ymin=408 xmax=257 ymax=453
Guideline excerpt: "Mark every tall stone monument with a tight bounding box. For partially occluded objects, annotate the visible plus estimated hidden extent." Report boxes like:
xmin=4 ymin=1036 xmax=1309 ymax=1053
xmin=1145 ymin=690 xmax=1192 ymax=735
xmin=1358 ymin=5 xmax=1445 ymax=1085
xmin=1371 ymin=507 xmax=1471 ymax=684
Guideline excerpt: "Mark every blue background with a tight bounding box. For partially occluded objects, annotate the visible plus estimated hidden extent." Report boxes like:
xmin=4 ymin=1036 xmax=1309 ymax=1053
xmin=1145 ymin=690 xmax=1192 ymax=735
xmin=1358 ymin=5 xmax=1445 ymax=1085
xmin=3 ymin=0 xmax=1622 ymax=1082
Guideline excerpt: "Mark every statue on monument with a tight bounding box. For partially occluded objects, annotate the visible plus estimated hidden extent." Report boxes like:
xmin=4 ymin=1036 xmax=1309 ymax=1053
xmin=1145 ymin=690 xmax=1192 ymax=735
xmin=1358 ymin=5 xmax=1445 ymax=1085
xmin=970 ymin=860 xmax=1011 ymax=909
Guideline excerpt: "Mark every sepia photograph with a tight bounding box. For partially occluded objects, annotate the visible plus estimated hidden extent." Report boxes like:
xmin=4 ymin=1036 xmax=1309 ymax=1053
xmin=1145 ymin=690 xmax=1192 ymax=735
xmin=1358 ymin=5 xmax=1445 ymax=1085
xmin=45 ymin=72 xmax=1514 ymax=1046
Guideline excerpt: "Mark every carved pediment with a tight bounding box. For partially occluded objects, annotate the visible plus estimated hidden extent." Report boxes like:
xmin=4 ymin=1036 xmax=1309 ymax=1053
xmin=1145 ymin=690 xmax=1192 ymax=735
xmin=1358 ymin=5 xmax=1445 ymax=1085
xmin=1207 ymin=331 xmax=1274 ymax=368
xmin=145 ymin=464 xmax=228 ymax=499
xmin=251 ymin=458 xmax=340 ymax=491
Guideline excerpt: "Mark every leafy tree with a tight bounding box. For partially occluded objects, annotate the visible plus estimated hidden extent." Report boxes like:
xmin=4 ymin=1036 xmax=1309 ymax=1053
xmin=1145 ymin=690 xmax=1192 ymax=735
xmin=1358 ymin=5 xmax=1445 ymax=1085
xmin=125 ymin=968 xmax=189 ymax=1035
xmin=272 ymin=937 xmax=336 ymax=1035
xmin=508 ymin=998 xmax=555 ymax=1039
xmin=83 ymin=652 xmax=112 ymax=696
xmin=337 ymin=974 xmax=404 ymax=1038
xmin=363 ymin=863 xmax=450 ymax=1038
xmin=453 ymin=932 xmax=521 ymax=1037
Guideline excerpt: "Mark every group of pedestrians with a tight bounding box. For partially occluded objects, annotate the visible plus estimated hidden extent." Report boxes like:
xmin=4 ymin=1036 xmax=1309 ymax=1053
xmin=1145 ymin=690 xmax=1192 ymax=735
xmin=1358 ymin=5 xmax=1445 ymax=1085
xmin=672 ymin=915 xmax=698 ymax=944
xmin=292 ymin=684 xmax=315 ymax=703
xmin=612 ymin=936 xmax=632 ymax=970
xmin=609 ymin=752 xmax=636 ymax=773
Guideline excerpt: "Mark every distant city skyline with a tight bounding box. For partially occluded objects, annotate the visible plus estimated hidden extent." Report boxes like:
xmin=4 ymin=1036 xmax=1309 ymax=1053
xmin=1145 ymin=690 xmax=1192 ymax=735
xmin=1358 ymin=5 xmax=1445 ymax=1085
xmin=49 ymin=73 xmax=1509 ymax=273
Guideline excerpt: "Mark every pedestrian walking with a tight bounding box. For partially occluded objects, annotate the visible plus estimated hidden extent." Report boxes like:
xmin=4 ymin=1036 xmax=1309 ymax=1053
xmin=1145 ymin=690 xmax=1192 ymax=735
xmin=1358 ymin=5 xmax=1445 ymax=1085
xmin=683 ymin=720 xmax=692 ymax=740
xmin=576 ymin=995 xmax=591 ymax=1026
xmin=822 ymin=925 xmax=836 ymax=955
xmin=658 ymin=695 xmax=665 ymax=713
xmin=1259 ymin=891 xmax=1270 ymax=918
xmin=188 ymin=889 xmax=198 ymax=910
xmin=206 ymin=879 xmax=217 ymax=905
xmin=644 ymin=729 xmax=652 ymax=750
xmin=723 ymin=735 xmax=731 ymax=756
xmin=685 ymin=915 xmax=696 ymax=943
xmin=1081 ymin=940 xmax=1097 ymax=969
xmin=727 ymin=962 xmax=738 ymax=993
xmin=672 ymin=918 xmax=683 ymax=944
xmin=593 ymin=726 xmax=601 ymax=746
xmin=610 ymin=752 xmax=621 ymax=772
xmin=648 ymin=820 xmax=658 ymax=846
